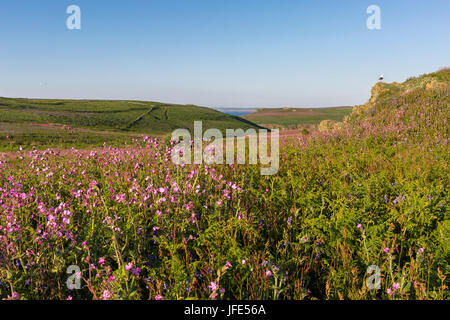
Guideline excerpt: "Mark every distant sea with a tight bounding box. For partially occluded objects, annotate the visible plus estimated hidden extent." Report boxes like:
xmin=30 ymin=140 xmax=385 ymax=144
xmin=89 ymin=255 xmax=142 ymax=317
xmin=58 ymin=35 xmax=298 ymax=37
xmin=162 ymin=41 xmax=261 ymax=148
xmin=226 ymin=111 xmax=251 ymax=116
xmin=216 ymin=108 xmax=256 ymax=117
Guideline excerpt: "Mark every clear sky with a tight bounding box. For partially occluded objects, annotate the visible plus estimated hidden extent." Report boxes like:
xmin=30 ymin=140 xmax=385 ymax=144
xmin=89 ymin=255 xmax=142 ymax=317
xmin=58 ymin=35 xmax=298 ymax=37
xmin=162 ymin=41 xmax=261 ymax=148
xmin=0 ymin=0 xmax=449 ymax=108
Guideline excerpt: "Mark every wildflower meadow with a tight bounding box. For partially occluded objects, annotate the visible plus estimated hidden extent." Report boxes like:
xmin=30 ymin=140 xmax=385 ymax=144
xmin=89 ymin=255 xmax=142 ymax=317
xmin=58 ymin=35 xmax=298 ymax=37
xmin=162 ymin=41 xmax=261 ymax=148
xmin=0 ymin=69 xmax=449 ymax=300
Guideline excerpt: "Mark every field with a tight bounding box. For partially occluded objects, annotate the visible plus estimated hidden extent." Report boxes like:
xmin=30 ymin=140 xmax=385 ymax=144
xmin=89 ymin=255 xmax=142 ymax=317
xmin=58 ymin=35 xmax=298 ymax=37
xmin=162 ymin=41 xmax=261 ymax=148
xmin=0 ymin=69 xmax=449 ymax=300
xmin=243 ymin=106 xmax=353 ymax=129
xmin=0 ymin=98 xmax=261 ymax=151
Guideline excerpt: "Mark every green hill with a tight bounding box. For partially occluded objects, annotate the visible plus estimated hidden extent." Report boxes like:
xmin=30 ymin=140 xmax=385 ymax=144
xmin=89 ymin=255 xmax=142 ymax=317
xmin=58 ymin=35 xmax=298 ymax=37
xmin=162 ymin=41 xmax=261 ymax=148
xmin=0 ymin=98 xmax=262 ymax=151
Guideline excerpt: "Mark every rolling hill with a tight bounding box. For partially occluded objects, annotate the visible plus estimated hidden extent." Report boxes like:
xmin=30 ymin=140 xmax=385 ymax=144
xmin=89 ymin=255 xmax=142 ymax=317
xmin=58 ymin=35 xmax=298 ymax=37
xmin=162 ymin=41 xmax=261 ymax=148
xmin=0 ymin=98 xmax=263 ymax=151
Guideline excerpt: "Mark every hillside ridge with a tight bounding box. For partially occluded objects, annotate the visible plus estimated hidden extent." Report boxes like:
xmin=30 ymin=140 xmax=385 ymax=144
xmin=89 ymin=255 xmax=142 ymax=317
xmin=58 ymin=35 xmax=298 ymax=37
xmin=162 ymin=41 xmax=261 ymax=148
xmin=318 ymin=68 xmax=450 ymax=132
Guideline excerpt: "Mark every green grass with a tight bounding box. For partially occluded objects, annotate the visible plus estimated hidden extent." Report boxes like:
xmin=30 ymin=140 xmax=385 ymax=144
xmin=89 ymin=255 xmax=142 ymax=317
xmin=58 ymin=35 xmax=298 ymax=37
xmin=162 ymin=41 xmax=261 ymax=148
xmin=0 ymin=123 xmax=134 ymax=151
xmin=243 ymin=106 xmax=353 ymax=128
xmin=0 ymin=98 xmax=262 ymax=151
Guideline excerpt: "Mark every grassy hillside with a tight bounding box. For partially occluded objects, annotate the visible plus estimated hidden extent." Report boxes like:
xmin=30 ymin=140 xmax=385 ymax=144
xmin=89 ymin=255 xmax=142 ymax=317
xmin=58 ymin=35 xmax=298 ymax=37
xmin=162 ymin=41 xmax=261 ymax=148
xmin=243 ymin=106 xmax=352 ymax=129
xmin=0 ymin=98 xmax=262 ymax=151
xmin=348 ymin=68 xmax=450 ymax=123
xmin=319 ymin=68 xmax=450 ymax=132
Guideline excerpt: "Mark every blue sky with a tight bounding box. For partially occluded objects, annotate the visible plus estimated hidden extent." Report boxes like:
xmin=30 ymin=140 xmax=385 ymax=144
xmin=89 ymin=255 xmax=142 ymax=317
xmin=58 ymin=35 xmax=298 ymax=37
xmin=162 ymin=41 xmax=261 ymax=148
xmin=0 ymin=0 xmax=449 ymax=108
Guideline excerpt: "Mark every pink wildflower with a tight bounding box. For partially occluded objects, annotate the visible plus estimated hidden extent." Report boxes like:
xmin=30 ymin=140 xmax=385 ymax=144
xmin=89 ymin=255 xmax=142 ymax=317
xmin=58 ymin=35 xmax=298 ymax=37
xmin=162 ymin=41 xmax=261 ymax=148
xmin=209 ymin=281 xmax=218 ymax=292
xmin=125 ymin=262 xmax=133 ymax=271
xmin=102 ymin=290 xmax=112 ymax=300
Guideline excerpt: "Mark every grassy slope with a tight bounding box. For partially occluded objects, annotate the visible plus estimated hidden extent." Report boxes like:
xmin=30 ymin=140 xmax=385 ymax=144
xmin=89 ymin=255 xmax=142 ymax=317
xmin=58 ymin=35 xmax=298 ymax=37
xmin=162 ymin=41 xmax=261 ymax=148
xmin=243 ymin=106 xmax=353 ymax=128
xmin=318 ymin=68 xmax=450 ymax=132
xmin=0 ymin=98 xmax=262 ymax=151
xmin=347 ymin=68 xmax=450 ymax=123
xmin=273 ymin=68 xmax=449 ymax=298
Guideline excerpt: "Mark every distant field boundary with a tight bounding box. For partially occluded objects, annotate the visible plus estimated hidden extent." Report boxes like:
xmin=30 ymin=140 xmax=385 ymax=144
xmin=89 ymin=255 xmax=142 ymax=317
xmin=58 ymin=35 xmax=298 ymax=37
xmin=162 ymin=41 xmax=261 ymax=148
xmin=243 ymin=106 xmax=353 ymax=128
xmin=123 ymin=106 xmax=156 ymax=130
